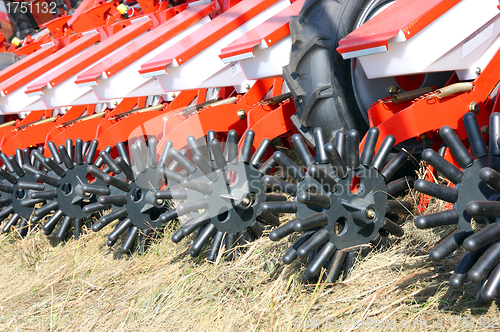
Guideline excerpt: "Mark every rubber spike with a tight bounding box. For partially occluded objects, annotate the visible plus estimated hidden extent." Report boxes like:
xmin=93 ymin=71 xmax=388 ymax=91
xmin=250 ymin=138 xmax=271 ymax=168
xmin=22 ymin=148 xmax=31 ymax=166
xmin=99 ymin=151 xmax=121 ymax=175
xmin=479 ymin=167 xmax=500 ymax=193
xmin=154 ymin=189 xmax=187 ymax=200
xmin=240 ymin=130 xmax=254 ymax=163
xmin=65 ymin=139 xmax=73 ymax=160
xmin=324 ymin=143 xmax=347 ymax=178
xmin=58 ymin=145 xmax=74 ymax=169
xmin=469 ymin=242 xmax=500 ymax=282
xmin=439 ymin=126 xmax=473 ymax=168
xmin=191 ymin=223 xmax=217 ymax=254
xmin=463 ymin=222 xmax=500 ymax=251
xmin=107 ymin=218 xmax=132 ymax=243
xmin=73 ymin=218 xmax=83 ymax=239
xmin=56 ymin=216 xmax=72 ymax=240
xmin=292 ymin=134 xmax=315 ymax=167
xmin=326 ymin=250 xmax=346 ymax=283
xmin=421 ymin=149 xmax=464 ymax=184
xmin=307 ymin=164 xmax=337 ymax=192
xmin=387 ymin=176 xmax=414 ymax=196
xmin=8 ymin=156 xmax=23 ymax=176
xmin=360 ymin=127 xmax=379 ymax=166
xmin=293 ymin=212 xmax=329 ymax=231
xmin=258 ymin=157 xmax=277 ymax=175
xmin=131 ymin=144 xmax=146 ymax=173
xmin=481 ymin=261 xmax=500 ymax=303
xmin=180 ymin=212 xmax=210 ymax=236
xmin=296 ymin=229 xmax=330 ymax=258
xmin=372 ymin=135 xmax=395 ymax=171
xmin=41 ymin=210 xmax=63 ymax=234
xmin=429 ymin=229 xmax=471 ymax=261
xmin=260 ymin=201 xmax=298 ymax=214
xmin=207 ymin=231 xmax=224 ymax=261
xmin=99 ymin=195 xmax=127 ymax=205
xmin=313 ymin=127 xmax=328 ymax=164
xmin=180 ymin=179 xmax=211 ymax=195
xmin=490 ymin=113 xmax=500 ymax=156
xmin=297 ymin=193 xmax=330 ymax=209
xmin=463 ymin=112 xmax=487 ymax=158
xmin=15 ymin=149 xmax=23 ymax=168
xmin=334 ymin=131 xmax=346 ymax=161
xmin=414 ymin=209 xmax=459 ymax=229
xmin=2 ymin=213 xmax=20 ymax=233
xmin=33 ymin=201 xmax=58 ymax=218
xmin=176 ymin=198 xmax=209 ymax=216
xmin=169 ymin=148 xmax=197 ymax=175
xmin=206 ymin=130 xmax=217 ymax=161
xmin=44 ymin=157 xmax=65 ymax=177
xmin=380 ymin=151 xmax=407 ymax=181
xmin=414 ymin=179 xmax=458 ymax=203
xmin=382 ymin=218 xmax=404 ymax=237
xmin=121 ymin=226 xmax=139 ymax=253
xmin=94 ymin=146 xmax=112 ymax=168
xmin=306 ymin=242 xmax=336 ymax=277
xmin=0 ymin=153 xmax=15 ymax=173
xmin=147 ymin=138 xmax=157 ymax=168
xmin=449 ymin=249 xmax=485 ymax=289
xmin=210 ymin=139 xmax=227 ymax=170
xmin=83 ymin=203 xmax=111 ymax=214
xmin=273 ymin=151 xmax=305 ymax=180
xmin=186 ymin=136 xmax=204 ymax=161
xmin=116 ymin=141 xmax=131 ymax=166
xmin=262 ymin=175 xmax=298 ymax=196
xmin=225 ymin=130 xmax=239 ymax=164
xmin=282 ymin=233 xmax=312 ymax=264
xmin=74 ymin=138 xmax=83 ymax=165
xmin=467 ymin=201 xmax=500 ymax=217
xmin=346 ymin=130 xmax=360 ymax=168
xmin=192 ymin=154 xmax=217 ymax=181
xmin=47 ymin=141 xmax=62 ymax=164
xmin=269 ymin=221 xmax=295 ymax=241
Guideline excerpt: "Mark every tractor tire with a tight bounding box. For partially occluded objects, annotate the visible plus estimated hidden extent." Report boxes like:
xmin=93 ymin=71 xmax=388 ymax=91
xmin=283 ymin=0 xmax=393 ymax=146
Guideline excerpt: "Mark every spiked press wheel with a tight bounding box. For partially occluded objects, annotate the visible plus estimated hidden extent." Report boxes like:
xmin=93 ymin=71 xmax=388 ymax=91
xmin=162 ymin=129 xmax=280 ymax=261
xmin=262 ymin=127 xmax=413 ymax=281
xmin=24 ymin=139 xmax=105 ymax=240
xmin=84 ymin=138 xmax=169 ymax=253
xmin=0 ymin=148 xmax=46 ymax=236
xmin=415 ymin=112 xmax=500 ymax=304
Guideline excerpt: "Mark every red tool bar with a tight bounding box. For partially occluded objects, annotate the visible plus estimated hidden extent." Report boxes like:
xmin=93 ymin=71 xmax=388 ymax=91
xmin=0 ymin=44 xmax=58 ymax=83
xmin=219 ymin=0 xmax=303 ymax=62
xmin=139 ymin=0 xmax=279 ymax=75
xmin=0 ymin=33 xmax=100 ymax=96
xmin=75 ymin=3 xmax=216 ymax=85
xmin=25 ymin=19 xmax=154 ymax=95
xmin=337 ymin=0 xmax=460 ymax=57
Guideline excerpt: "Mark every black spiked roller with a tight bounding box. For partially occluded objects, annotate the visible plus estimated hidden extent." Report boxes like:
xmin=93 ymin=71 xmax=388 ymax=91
xmin=169 ymin=129 xmax=276 ymax=261
xmin=268 ymin=127 xmax=413 ymax=283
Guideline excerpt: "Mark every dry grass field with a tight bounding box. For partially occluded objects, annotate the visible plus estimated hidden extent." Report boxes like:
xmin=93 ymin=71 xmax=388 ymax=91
xmin=0 ymin=186 xmax=499 ymax=331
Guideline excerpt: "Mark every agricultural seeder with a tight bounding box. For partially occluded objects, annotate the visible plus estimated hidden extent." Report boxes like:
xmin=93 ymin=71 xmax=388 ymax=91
xmin=0 ymin=0 xmax=499 ymax=306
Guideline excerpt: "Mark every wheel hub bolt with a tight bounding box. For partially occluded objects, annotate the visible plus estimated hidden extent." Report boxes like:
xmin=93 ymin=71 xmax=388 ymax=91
xmin=365 ymin=208 xmax=376 ymax=220
xmin=156 ymin=199 xmax=164 ymax=205
xmin=241 ymin=195 xmax=252 ymax=208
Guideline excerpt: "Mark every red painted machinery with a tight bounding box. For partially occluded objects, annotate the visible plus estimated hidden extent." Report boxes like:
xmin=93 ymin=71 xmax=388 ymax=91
xmin=0 ymin=0 xmax=499 ymax=305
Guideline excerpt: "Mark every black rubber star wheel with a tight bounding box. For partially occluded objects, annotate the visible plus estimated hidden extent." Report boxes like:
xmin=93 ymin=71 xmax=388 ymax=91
xmin=262 ymin=127 xmax=413 ymax=281
xmin=414 ymin=112 xmax=500 ymax=304
xmin=161 ymin=129 xmax=280 ymax=261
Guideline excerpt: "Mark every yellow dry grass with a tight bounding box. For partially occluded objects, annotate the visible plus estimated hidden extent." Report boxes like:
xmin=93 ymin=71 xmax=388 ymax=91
xmin=0 ymin=207 xmax=498 ymax=331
